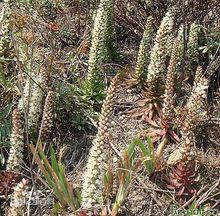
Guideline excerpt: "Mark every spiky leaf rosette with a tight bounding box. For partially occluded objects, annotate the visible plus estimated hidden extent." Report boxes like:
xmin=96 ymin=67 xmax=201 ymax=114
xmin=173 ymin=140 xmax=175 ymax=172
xmin=134 ymin=16 xmax=153 ymax=82
xmin=0 ymin=0 xmax=13 ymax=56
xmin=188 ymin=22 xmax=199 ymax=65
xmin=8 ymin=178 xmax=29 ymax=216
xmin=162 ymin=38 xmax=179 ymax=122
xmin=86 ymin=0 xmax=114 ymax=91
xmin=7 ymin=108 xmax=24 ymax=172
xmin=166 ymin=162 xmax=197 ymax=204
xmin=81 ymin=75 xmax=119 ymax=209
xmin=147 ymin=10 xmax=174 ymax=95
xmin=39 ymin=91 xmax=54 ymax=140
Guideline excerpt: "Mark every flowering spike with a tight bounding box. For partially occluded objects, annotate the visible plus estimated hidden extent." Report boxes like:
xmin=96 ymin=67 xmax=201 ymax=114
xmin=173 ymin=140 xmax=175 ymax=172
xmin=28 ymin=69 xmax=47 ymax=129
xmin=81 ymin=75 xmax=119 ymax=208
xmin=147 ymin=10 xmax=174 ymax=94
xmin=8 ymin=179 xmax=29 ymax=216
xmin=168 ymin=78 xmax=208 ymax=165
xmin=134 ymin=16 xmax=154 ymax=82
xmin=7 ymin=108 xmax=24 ymax=172
xmin=176 ymin=25 xmax=185 ymax=74
xmin=194 ymin=65 xmax=203 ymax=85
xmin=188 ymin=22 xmax=199 ymax=64
xmin=39 ymin=91 xmax=54 ymax=140
xmin=86 ymin=0 xmax=114 ymax=91
xmin=0 ymin=0 xmax=13 ymax=56
xmin=163 ymin=38 xmax=179 ymax=121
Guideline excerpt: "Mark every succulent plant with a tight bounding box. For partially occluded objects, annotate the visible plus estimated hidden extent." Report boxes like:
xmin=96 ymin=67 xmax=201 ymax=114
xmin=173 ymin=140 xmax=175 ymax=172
xmin=165 ymin=162 xmax=197 ymax=204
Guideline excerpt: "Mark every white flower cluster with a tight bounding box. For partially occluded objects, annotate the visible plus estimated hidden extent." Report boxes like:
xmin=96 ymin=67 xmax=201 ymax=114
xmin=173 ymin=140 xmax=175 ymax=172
xmin=147 ymin=10 xmax=174 ymax=93
xmin=7 ymin=108 xmax=24 ymax=172
xmin=183 ymin=78 xmax=208 ymax=133
xmin=40 ymin=91 xmax=54 ymax=139
xmin=81 ymin=75 xmax=118 ymax=208
xmin=28 ymin=73 xmax=46 ymax=129
xmin=134 ymin=16 xmax=153 ymax=82
xmin=8 ymin=179 xmax=29 ymax=216
xmin=165 ymin=32 xmax=174 ymax=57
xmin=177 ymin=26 xmax=184 ymax=59
xmin=175 ymin=25 xmax=184 ymax=74
xmin=87 ymin=0 xmax=114 ymax=87
xmin=194 ymin=65 xmax=203 ymax=85
xmin=162 ymin=38 xmax=179 ymax=121
xmin=0 ymin=0 xmax=13 ymax=56
xmin=18 ymin=66 xmax=47 ymax=130
xmin=188 ymin=22 xmax=199 ymax=64
xmin=167 ymin=78 xmax=208 ymax=165
xmin=18 ymin=77 xmax=33 ymax=113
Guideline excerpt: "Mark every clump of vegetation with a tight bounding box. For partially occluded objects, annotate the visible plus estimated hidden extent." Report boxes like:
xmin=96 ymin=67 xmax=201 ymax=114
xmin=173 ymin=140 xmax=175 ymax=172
xmin=0 ymin=0 xmax=219 ymax=215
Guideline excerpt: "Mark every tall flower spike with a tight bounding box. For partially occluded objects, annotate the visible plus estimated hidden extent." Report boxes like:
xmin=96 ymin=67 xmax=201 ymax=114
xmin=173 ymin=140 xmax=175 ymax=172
xmin=167 ymin=78 xmax=208 ymax=165
xmin=176 ymin=25 xmax=184 ymax=73
xmin=206 ymin=56 xmax=220 ymax=77
xmin=7 ymin=108 xmax=24 ymax=172
xmin=166 ymin=32 xmax=175 ymax=57
xmin=134 ymin=16 xmax=153 ymax=82
xmin=86 ymin=0 xmax=114 ymax=90
xmin=147 ymin=10 xmax=174 ymax=94
xmin=163 ymin=38 xmax=179 ymax=121
xmin=188 ymin=22 xmax=199 ymax=65
xmin=81 ymin=75 xmax=119 ymax=209
xmin=194 ymin=65 xmax=203 ymax=85
xmin=8 ymin=178 xmax=29 ymax=216
xmin=28 ymin=70 xmax=47 ymax=129
xmin=0 ymin=0 xmax=13 ymax=56
xmin=18 ymin=77 xmax=33 ymax=113
xmin=183 ymin=78 xmax=208 ymax=134
xmin=39 ymin=91 xmax=54 ymax=140
xmin=181 ymin=78 xmax=208 ymax=162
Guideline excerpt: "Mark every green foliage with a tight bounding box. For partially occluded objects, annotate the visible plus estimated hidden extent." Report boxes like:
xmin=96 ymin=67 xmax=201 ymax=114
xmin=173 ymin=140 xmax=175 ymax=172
xmin=111 ymin=138 xmax=156 ymax=215
xmin=30 ymin=143 xmax=81 ymax=211
xmin=55 ymin=82 xmax=100 ymax=131
xmin=134 ymin=138 xmax=155 ymax=175
xmin=199 ymin=26 xmax=220 ymax=60
xmin=112 ymin=140 xmax=140 ymax=215
xmin=79 ymin=79 xmax=106 ymax=104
